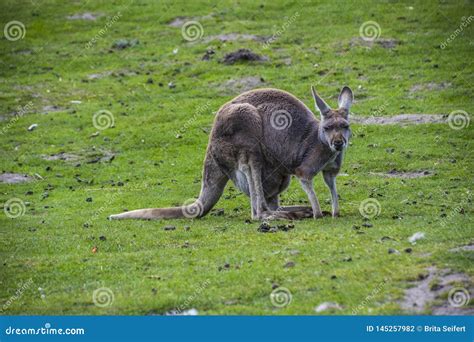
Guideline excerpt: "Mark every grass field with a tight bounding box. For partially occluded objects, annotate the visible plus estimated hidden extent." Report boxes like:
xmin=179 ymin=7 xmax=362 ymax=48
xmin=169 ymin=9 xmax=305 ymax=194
xmin=0 ymin=0 xmax=473 ymax=315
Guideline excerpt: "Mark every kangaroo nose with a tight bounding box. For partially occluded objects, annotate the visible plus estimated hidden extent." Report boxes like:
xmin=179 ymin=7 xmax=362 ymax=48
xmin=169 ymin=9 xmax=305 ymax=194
xmin=334 ymin=140 xmax=344 ymax=148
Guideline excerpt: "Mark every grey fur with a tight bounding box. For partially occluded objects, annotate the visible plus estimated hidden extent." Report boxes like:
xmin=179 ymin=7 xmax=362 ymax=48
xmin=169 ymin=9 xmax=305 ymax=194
xmin=109 ymin=86 xmax=354 ymax=220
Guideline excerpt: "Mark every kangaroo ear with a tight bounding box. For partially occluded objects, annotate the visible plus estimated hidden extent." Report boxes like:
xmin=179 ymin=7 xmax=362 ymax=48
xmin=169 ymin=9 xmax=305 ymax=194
xmin=338 ymin=86 xmax=353 ymax=114
xmin=311 ymin=86 xmax=331 ymax=117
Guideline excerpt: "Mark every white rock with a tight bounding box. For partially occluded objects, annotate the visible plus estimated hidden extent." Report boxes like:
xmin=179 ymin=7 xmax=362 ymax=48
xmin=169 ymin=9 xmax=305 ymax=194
xmin=408 ymin=232 xmax=425 ymax=244
xmin=28 ymin=124 xmax=38 ymax=131
xmin=315 ymin=302 xmax=342 ymax=313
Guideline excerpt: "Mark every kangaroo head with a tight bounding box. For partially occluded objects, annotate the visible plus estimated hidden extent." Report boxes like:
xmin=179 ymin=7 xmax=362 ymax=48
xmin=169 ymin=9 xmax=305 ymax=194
xmin=311 ymin=86 xmax=353 ymax=152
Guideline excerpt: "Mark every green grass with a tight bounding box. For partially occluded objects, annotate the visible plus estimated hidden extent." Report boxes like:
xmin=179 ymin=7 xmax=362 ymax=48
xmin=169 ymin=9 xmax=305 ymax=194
xmin=0 ymin=0 xmax=472 ymax=315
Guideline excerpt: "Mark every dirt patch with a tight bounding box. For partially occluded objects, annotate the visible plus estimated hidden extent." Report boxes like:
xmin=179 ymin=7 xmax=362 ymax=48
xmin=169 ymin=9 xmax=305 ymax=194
xmin=42 ymin=150 xmax=115 ymax=164
xmin=42 ymin=152 xmax=81 ymax=162
xmin=0 ymin=173 xmax=33 ymax=184
xmin=111 ymin=39 xmax=139 ymax=50
xmin=351 ymin=114 xmax=447 ymax=125
xmin=87 ymin=70 xmax=138 ymax=80
xmin=42 ymin=105 xmax=66 ymax=114
xmin=66 ymin=13 xmax=101 ymax=20
xmin=168 ymin=14 xmax=213 ymax=28
xmin=409 ymin=82 xmax=451 ymax=94
xmin=203 ymin=33 xmax=266 ymax=43
xmin=221 ymin=49 xmax=268 ymax=65
xmin=401 ymin=267 xmax=473 ymax=315
xmin=350 ymin=37 xmax=399 ymax=49
xmin=87 ymin=71 xmax=112 ymax=80
xmin=370 ymin=170 xmax=433 ymax=179
xmin=220 ymin=76 xmax=265 ymax=94
xmin=450 ymin=242 xmax=474 ymax=252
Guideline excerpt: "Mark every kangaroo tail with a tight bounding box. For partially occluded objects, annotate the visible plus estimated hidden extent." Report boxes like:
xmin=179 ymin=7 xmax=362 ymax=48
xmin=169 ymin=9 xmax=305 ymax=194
xmin=108 ymin=153 xmax=228 ymax=220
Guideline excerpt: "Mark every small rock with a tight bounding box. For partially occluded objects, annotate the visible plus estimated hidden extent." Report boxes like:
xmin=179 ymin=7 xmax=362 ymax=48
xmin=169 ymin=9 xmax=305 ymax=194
xmin=388 ymin=248 xmax=400 ymax=254
xmin=28 ymin=124 xmax=38 ymax=131
xmin=408 ymin=232 xmax=425 ymax=244
xmin=284 ymin=261 xmax=295 ymax=268
xmin=163 ymin=225 xmax=176 ymax=231
xmin=362 ymin=222 xmax=373 ymax=228
xmin=112 ymin=38 xmax=139 ymax=50
xmin=99 ymin=235 xmax=106 ymax=241
xmin=168 ymin=82 xmax=175 ymax=89
xmin=86 ymin=197 xmax=93 ymax=202
xmin=404 ymin=247 xmax=413 ymax=253
xmin=202 ymin=49 xmax=215 ymax=60
xmin=315 ymin=302 xmax=342 ymax=313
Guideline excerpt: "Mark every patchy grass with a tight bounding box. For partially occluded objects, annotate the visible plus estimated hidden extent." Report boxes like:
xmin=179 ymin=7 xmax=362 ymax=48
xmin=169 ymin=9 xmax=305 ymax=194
xmin=0 ymin=0 xmax=472 ymax=315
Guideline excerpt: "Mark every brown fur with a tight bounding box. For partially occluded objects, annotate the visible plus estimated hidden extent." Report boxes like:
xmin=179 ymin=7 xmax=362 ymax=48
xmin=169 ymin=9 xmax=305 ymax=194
xmin=109 ymin=86 xmax=354 ymax=220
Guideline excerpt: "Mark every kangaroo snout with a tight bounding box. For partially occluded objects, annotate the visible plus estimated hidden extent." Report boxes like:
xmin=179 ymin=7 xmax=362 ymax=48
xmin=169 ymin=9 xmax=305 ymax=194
xmin=333 ymin=139 xmax=344 ymax=150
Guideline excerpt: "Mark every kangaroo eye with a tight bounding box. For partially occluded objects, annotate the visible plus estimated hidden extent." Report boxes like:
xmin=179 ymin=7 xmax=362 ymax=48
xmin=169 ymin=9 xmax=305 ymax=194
xmin=324 ymin=126 xmax=331 ymax=131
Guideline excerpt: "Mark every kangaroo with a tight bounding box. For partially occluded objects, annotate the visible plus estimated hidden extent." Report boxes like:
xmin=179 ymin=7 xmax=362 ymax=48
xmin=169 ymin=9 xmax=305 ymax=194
xmin=109 ymin=86 xmax=353 ymax=221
